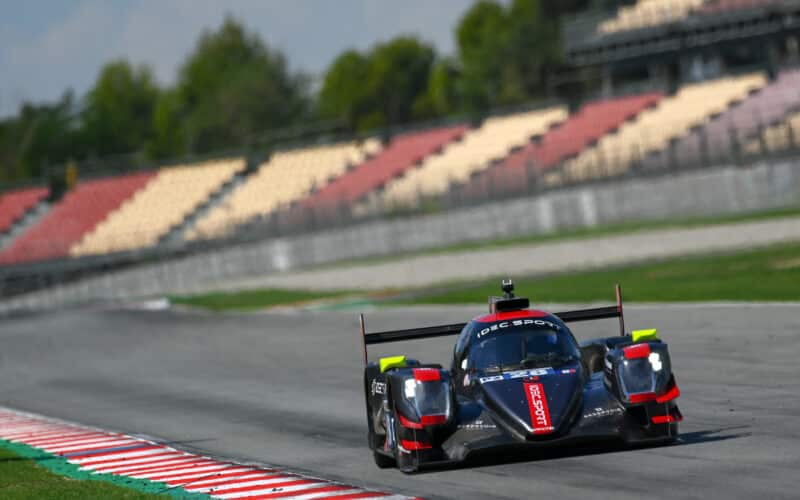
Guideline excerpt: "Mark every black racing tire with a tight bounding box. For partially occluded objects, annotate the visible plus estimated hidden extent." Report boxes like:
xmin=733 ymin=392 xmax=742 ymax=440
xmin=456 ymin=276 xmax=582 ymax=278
xmin=373 ymin=449 xmax=396 ymax=469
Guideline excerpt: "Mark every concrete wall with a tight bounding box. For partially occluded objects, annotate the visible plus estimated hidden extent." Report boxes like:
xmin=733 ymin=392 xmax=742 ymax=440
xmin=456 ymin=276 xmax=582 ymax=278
xmin=2 ymin=160 xmax=799 ymax=314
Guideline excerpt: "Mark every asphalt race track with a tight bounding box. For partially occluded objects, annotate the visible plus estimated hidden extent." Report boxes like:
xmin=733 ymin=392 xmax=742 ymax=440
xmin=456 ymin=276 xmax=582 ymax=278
xmin=1 ymin=303 xmax=798 ymax=499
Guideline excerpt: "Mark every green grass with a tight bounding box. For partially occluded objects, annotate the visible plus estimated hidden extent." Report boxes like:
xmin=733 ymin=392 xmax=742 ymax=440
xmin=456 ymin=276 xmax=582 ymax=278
xmin=170 ymin=288 xmax=352 ymax=311
xmin=0 ymin=445 xmax=167 ymax=499
xmin=399 ymin=241 xmax=800 ymax=304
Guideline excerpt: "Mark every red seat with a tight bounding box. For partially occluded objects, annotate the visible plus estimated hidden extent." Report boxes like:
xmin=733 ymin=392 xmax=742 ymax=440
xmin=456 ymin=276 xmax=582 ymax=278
xmin=0 ymin=172 xmax=155 ymax=266
xmin=0 ymin=187 xmax=48 ymax=233
xmin=301 ymin=125 xmax=468 ymax=211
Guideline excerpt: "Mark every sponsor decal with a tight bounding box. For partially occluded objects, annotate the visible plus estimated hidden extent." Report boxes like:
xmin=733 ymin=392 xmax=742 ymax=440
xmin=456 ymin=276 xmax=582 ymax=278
xmin=582 ymin=406 xmax=624 ymax=419
xmin=523 ymin=382 xmax=554 ymax=434
xmin=370 ymin=380 xmax=386 ymax=396
xmin=457 ymin=419 xmax=498 ymax=430
xmin=477 ymin=319 xmax=561 ymax=338
xmin=479 ymin=367 xmax=554 ymax=384
xmin=560 ymin=368 xmax=577 ymax=374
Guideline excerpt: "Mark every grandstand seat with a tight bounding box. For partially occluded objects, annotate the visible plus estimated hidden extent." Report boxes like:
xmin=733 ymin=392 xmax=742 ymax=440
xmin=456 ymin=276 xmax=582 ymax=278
xmin=698 ymin=0 xmax=782 ymax=15
xmin=187 ymin=139 xmax=381 ymax=240
xmin=599 ymin=0 xmax=706 ymax=34
xmin=551 ymin=73 xmax=765 ymax=184
xmin=746 ymin=110 xmax=800 ymax=155
xmin=299 ymin=125 xmax=468 ymax=213
xmin=0 ymin=187 xmax=48 ymax=234
xmin=648 ymin=69 xmax=800 ymax=168
xmin=377 ymin=106 xmax=567 ymax=208
xmin=458 ymin=93 xmax=662 ymax=200
xmin=0 ymin=172 xmax=155 ymax=266
xmin=70 ymin=158 xmax=246 ymax=256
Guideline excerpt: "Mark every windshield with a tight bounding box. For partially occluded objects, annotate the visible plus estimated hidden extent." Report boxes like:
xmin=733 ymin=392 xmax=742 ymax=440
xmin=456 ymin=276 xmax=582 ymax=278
xmin=468 ymin=325 xmax=580 ymax=373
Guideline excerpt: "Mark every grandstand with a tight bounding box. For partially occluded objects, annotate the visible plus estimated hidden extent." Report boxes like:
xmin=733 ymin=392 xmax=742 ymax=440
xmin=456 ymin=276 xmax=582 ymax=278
xmin=548 ymin=73 xmax=765 ymax=184
xmin=2 ymin=0 xmax=800 ymax=283
xmin=747 ymin=108 xmax=800 ymax=154
xmin=70 ymin=158 xmax=245 ymax=256
xmin=456 ymin=93 xmax=663 ymax=201
xmin=0 ymin=187 xmax=48 ymax=235
xmin=0 ymin=172 xmax=155 ymax=265
xmin=376 ymin=107 xmax=567 ymax=209
xmin=299 ymin=125 xmax=468 ymax=214
xmin=645 ymin=68 xmax=800 ymax=168
xmin=187 ymin=140 xmax=381 ymax=240
xmin=598 ymin=0 xmax=705 ymax=34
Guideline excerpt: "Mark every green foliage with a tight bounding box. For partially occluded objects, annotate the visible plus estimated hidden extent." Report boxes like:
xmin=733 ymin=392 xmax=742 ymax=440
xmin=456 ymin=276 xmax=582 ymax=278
xmin=318 ymin=37 xmax=436 ymax=131
xmin=0 ymin=92 xmax=79 ymax=182
xmin=399 ymin=241 xmax=800 ymax=304
xmin=318 ymin=50 xmax=371 ymax=129
xmin=0 ymin=442 xmax=175 ymax=499
xmin=81 ymin=60 xmax=160 ymax=157
xmin=455 ymin=0 xmax=562 ymax=112
xmin=167 ymin=17 xmax=309 ymax=155
xmin=0 ymin=4 xmax=575 ymax=183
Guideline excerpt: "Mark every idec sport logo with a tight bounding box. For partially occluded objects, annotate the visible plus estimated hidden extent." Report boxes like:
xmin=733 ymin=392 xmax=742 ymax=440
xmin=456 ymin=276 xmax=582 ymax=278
xmin=524 ymin=382 xmax=553 ymax=434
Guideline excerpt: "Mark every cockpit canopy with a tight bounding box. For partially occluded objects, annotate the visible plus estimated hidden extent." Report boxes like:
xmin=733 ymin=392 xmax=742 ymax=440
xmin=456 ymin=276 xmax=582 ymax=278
xmin=467 ymin=322 xmax=581 ymax=373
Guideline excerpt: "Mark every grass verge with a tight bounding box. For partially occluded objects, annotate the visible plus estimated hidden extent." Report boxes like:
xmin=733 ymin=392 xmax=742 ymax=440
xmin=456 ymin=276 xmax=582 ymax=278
xmin=0 ymin=439 xmax=203 ymax=499
xmin=170 ymin=288 xmax=352 ymax=311
xmin=399 ymin=241 xmax=800 ymax=304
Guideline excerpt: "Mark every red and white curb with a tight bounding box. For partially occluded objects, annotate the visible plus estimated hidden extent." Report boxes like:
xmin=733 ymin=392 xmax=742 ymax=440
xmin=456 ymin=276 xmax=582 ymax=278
xmin=0 ymin=407 xmax=417 ymax=499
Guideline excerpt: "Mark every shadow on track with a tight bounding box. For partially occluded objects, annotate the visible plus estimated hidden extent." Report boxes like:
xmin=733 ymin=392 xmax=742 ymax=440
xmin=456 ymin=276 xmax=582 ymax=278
xmin=414 ymin=426 xmax=750 ymax=474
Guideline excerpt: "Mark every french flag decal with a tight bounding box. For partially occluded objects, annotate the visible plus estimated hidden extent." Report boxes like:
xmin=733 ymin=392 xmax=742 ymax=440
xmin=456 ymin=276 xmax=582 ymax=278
xmin=524 ymin=382 xmax=554 ymax=434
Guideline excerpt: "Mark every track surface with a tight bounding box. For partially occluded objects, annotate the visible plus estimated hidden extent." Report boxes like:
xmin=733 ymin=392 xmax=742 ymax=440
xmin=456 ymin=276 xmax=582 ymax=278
xmin=1 ymin=304 xmax=798 ymax=499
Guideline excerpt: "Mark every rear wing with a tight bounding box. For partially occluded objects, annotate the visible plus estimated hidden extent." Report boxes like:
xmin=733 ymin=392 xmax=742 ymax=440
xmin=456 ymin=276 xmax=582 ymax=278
xmin=359 ymin=284 xmax=626 ymax=364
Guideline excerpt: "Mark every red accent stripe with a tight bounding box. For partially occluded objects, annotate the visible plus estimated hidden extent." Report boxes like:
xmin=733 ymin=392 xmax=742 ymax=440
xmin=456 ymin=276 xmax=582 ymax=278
xmin=169 ymin=470 xmax=268 ymax=487
xmin=51 ymin=439 xmax=139 ymax=454
xmin=26 ymin=432 xmax=114 ymax=446
xmin=248 ymin=485 xmax=352 ymax=499
xmin=623 ymin=343 xmax=651 ymax=359
xmin=474 ymin=309 xmax=550 ymax=323
xmin=106 ymin=457 xmax=213 ymax=475
xmin=524 ymin=382 xmax=553 ymax=434
xmin=321 ymin=492 xmax=390 ymax=499
xmin=400 ymin=439 xmax=432 ymax=450
xmin=413 ymin=368 xmax=441 ymax=382
xmin=628 ymin=392 xmax=657 ymax=403
xmin=75 ymin=450 xmax=177 ymax=467
xmin=652 ymin=414 xmax=681 ymax=424
xmin=209 ymin=478 xmax=313 ymax=495
xmin=656 ymin=380 xmax=681 ymax=403
xmin=142 ymin=464 xmax=232 ymax=480
xmin=420 ymin=415 xmax=447 ymax=426
xmin=67 ymin=444 xmax=162 ymax=460
xmin=397 ymin=413 xmax=422 ymax=429
xmin=90 ymin=454 xmax=190 ymax=472
xmin=398 ymin=413 xmax=447 ymax=429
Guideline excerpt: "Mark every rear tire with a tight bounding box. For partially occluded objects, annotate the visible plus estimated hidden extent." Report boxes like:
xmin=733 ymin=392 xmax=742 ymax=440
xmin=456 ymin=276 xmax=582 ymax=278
xmin=373 ymin=449 xmax=396 ymax=468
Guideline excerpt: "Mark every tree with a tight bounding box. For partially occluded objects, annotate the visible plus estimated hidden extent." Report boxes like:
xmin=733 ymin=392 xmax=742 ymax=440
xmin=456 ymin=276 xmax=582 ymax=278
xmin=0 ymin=92 xmax=80 ymax=182
xmin=318 ymin=36 xmax=436 ymax=131
xmin=421 ymin=58 xmax=461 ymax=117
xmin=165 ymin=17 xmax=309 ymax=155
xmin=81 ymin=60 xmax=160 ymax=157
xmin=456 ymin=0 xmax=510 ymax=112
xmin=454 ymin=0 xmax=563 ymax=112
xmin=317 ymin=50 xmax=371 ymax=130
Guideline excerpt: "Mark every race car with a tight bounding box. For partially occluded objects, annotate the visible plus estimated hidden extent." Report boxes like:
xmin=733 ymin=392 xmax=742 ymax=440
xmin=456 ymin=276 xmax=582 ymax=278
xmin=359 ymin=280 xmax=681 ymax=472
